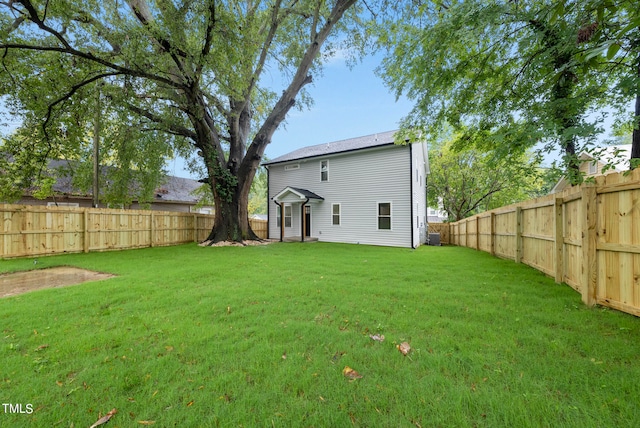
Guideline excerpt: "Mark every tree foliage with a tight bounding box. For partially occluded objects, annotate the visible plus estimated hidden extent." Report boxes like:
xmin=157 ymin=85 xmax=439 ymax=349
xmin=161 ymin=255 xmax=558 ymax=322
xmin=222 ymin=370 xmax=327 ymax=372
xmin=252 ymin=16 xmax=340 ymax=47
xmin=0 ymin=0 xmax=362 ymax=242
xmin=428 ymin=134 xmax=544 ymax=222
xmin=572 ymin=0 xmax=640 ymax=167
xmin=377 ymin=0 xmax=630 ymax=183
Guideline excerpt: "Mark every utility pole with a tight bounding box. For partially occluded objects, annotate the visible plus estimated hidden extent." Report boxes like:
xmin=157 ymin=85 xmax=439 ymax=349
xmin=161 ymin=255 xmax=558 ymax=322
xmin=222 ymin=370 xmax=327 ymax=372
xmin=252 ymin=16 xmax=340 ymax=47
xmin=93 ymin=87 xmax=100 ymax=208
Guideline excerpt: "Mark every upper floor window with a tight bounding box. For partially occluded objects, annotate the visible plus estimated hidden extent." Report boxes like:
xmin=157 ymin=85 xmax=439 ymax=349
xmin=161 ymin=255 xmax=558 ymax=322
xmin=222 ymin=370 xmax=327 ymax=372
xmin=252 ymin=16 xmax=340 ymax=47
xmin=378 ymin=202 xmax=391 ymax=230
xmin=320 ymin=160 xmax=329 ymax=181
xmin=285 ymin=164 xmax=300 ymax=171
xmin=588 ymin=161 xmax=597 ymax=175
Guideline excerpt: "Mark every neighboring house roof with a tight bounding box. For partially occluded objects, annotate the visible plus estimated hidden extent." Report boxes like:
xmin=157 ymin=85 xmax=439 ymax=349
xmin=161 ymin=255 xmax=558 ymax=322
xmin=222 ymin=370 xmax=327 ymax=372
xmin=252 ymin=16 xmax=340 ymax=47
xmin=33 ymin=159 xmax=204 ymax=205
xmin=550 ymin=144 xmax=632 ymax=194
xmin=264 ymin=130 xmax=403 ymax=165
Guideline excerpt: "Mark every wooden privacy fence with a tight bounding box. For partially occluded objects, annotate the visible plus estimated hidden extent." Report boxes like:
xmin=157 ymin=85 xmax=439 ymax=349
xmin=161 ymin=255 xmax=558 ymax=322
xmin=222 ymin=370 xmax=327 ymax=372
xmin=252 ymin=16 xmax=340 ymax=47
xmin=0 ymin=204 xmax=268 ymax=259
xmin=443 ymin=169 xmax=640 ymax=318
xmin=427 ymin=223 xmax=451 ymax=244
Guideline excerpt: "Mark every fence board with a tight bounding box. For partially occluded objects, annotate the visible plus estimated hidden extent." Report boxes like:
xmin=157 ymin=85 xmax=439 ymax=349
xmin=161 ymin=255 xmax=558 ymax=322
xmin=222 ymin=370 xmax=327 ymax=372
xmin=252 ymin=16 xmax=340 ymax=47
xmin=0 ymin=204 xmax=268 ymax=259
xmin=427 ymin=223 xmax=451 ymax=244
xmin=448 ymin=170 xmax=640 ymax=318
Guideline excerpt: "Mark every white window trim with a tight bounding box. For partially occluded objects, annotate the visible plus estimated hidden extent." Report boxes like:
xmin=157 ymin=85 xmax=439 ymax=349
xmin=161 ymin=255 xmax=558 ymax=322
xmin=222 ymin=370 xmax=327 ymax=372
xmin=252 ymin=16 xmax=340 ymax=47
xmin=276 ymin=205 xmax=282 ymax=228
xmin=332 ymin=203 xmax=341 ymax=226
xmin=284 ymin=204 xmax=292 ymax=228
xmin=377 ymin=201 xmax=392 ymax=231
xmin=588 ymin=161 xmax=597 ymax=175
xmin=320 ymin=160 xmax=329 ymax=182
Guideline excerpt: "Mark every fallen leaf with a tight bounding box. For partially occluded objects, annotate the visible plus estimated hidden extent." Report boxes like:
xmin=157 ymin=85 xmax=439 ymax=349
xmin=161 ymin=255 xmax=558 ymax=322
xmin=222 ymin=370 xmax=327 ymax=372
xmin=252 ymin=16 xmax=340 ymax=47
xmin=281 ymin=351 xmax=287 ymax=360
xmin=138 ymin=421 xmax=156 ymax=426
xmin=342 ymin=366 xmax=363 ymax=380
xmin=186 ymin=400 xmax=194 ymax=407
xmin=369 ymin=334 xmax=385 ymax=342
xmin=397 ymin=342 xmax=411 ymax=356
xmin=36 ymin=344 xmax=49 ymax=351
xmin=89 ymin=408 xmax=117 ymax=428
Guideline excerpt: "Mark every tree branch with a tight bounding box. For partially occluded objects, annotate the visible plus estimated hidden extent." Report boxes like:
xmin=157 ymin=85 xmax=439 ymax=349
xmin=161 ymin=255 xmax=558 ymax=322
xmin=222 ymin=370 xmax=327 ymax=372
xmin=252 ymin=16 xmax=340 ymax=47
xmin=42 ymin=72 xmax=121 ymax=140
xmin=0 ymin=43 xmax=188 ymax=90
xmin=125 ymin=102 xmax=198 ymax=142
xmin=199 ymin=1 xmax=216 ymax=67
xmin=16 ymin=0 xmax=72 ymax=49
xmin=127 ymin=0 xmax=190 ymax=82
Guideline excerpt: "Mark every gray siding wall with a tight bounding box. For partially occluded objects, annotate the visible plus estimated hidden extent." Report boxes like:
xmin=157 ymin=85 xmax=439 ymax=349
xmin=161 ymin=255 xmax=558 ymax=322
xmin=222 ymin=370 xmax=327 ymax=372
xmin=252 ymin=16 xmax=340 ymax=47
xmin=411 ymin=142 xmax=429 ymax=247
xmin=267 ymin=144 xmax=416 ymax=247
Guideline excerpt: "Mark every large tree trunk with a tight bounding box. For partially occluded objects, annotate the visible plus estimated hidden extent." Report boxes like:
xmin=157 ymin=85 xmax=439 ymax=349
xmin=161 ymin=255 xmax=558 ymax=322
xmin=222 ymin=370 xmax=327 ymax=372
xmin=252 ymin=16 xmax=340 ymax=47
xmin=204 ymin=157 xmax=261 ymax=243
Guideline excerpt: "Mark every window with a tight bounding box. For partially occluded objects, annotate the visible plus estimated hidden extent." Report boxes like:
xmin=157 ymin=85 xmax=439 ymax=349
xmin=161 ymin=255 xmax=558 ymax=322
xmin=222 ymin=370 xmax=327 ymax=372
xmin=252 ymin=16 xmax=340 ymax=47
xmin=378 ymin=202 xmax=391 ymax=230
xmin=588 ymin=161 xmax=597 ymax=175
xmin=191 ymin=207 xmax=213 ymax=215
xmin=285 ymin=164 xmax=300 ymax=171
xmin=320 ymin=160 xmax=329 ymax=181
xmin=284 ymin=204 xmax=292 ymax=227
xmin=332 ymin=204 xmax=340 ymax=225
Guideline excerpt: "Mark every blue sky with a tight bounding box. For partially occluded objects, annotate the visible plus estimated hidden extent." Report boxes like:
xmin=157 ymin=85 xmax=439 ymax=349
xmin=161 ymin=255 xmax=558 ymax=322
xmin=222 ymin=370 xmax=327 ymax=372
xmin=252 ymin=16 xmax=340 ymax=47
xmin=166 ymin=53 xmax=414 ymax=179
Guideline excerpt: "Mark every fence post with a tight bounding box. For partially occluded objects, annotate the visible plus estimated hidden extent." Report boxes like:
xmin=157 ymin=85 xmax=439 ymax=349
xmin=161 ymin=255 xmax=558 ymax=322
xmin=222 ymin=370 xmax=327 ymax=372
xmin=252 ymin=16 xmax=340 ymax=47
xmin=515 ymin=207 xmax=523 ymax=263
xmin=490 ymin=212 xmax=495 ymax=256
xmin=193 ymin=214 xmax=198 ymax=243
xmin=150 ymin=212 xmax=155 ymax=248
xmin=554 ymin=197 xmax=564 ymax=284
xmin=581 ymin=185 xmax=598 ymax=306
xmin=465 ymin=218 xmax=469 ymax=248
xmin=475 ymin=216 xmax=480 ymax=250
xmin=83 ymin=208 xmax=90 ymax=253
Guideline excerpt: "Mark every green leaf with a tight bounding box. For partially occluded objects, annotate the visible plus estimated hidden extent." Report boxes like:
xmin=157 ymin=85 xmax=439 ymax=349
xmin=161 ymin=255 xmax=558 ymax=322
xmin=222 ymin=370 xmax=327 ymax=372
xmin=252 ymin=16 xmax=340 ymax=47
xmin=606 ymin=43 xmax=620 ymax=60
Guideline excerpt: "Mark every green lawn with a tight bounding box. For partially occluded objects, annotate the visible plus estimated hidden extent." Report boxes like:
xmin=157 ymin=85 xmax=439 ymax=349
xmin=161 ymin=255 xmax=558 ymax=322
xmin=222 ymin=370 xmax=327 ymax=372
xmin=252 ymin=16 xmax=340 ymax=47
xmin=1 ymin=243 xmax=639 ymax=427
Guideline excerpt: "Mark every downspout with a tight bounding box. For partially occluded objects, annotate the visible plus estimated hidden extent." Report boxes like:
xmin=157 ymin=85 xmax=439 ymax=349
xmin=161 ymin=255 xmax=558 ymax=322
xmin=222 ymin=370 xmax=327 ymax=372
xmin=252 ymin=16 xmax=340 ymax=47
xmin=265 ymin=165 xmax=270 ymax=239
xmin=301 ymin=198 xmax=310 ymax=242
xmin=421 ymin=137 xmax=430 ymax=244
xmin=273 ymin=200 xmax=284 ymax=242
xmin=409 ymin=143 xmax=415 ymax=249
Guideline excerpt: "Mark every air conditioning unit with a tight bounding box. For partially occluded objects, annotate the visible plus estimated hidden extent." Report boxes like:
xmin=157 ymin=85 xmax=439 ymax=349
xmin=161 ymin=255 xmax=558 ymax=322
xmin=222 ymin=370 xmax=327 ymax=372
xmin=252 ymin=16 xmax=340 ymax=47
xmin=428 ymin=233 xmax=441 ymax=246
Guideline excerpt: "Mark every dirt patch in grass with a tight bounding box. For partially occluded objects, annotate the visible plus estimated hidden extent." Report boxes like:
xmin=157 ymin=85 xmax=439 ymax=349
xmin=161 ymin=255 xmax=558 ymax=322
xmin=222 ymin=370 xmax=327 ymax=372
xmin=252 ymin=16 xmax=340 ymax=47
xmin=0 ymin=267 xmax=115 ymax=298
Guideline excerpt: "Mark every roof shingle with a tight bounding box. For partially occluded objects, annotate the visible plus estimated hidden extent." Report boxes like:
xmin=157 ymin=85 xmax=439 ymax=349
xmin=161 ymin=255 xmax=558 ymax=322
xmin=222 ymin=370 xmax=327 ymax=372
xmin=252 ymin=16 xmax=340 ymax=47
xmin=264 ymin=130 xmax=400 ymax=165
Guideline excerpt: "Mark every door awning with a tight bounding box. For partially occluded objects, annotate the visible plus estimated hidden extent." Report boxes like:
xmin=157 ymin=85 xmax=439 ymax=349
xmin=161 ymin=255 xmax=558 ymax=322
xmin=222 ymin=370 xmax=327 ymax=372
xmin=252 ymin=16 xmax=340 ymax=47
xmin=272 ymin=187 xmax=324 ymax=203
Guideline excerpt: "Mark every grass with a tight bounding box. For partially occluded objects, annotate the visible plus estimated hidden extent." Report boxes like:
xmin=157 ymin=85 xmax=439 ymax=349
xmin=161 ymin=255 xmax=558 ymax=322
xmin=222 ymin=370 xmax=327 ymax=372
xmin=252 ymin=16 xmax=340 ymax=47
xmin=1 ymin=242 xmax=640 ymax=427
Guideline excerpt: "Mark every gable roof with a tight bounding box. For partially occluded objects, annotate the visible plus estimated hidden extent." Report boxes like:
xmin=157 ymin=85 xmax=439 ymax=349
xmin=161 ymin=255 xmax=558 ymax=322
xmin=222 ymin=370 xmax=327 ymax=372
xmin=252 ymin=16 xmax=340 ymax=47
xmin=264 ymin=130 xmax=401 ymax=165
xmin=550 ymin=144 xmax=632 ymax=194
xmin=589 ymin=144 xmax=632 ymax=171
xmin=36 ymin=159 xmax=203 ymax=204
xmin=272 ymin=186 xmax=324 ymax=202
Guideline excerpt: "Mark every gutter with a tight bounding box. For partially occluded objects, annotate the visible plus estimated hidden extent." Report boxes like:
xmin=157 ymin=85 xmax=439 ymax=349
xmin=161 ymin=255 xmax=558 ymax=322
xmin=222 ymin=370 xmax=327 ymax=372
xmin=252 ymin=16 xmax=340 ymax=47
xmin=301 ymin=197 xmax=310 ymax=243
xmin=273 ymin=200 xmax=284 ymax=242
xmin=266 ymin=165 xmax=270 ymax=239
xmin=409 ymin=143 xmax=415 ymax=249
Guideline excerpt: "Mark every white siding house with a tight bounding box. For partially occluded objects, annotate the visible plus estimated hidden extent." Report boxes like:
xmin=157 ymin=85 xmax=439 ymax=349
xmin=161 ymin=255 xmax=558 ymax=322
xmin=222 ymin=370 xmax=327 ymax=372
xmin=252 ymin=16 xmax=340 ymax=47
xmin=264 ymin=131 xmax=429 ymax=248
xmin=550 ymin=144 xmax=632 ymax=193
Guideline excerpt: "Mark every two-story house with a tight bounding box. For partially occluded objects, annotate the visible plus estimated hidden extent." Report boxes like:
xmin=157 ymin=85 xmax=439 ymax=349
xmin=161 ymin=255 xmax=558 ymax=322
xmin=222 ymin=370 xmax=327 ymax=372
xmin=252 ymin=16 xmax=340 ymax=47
xmin=263 ymin=131 xmax=429 ymax=248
